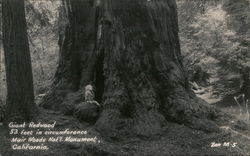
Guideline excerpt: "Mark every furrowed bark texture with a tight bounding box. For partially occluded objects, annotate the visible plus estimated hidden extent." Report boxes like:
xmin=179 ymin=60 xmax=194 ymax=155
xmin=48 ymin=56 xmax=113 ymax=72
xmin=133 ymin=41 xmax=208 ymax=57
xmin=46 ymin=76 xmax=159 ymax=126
xmin=2 ymin=0 xmax=36 ymax=122
xmin=41 ymin=0 xmax=230 ymax=136
xmin=40 ymin=0 xmax=97 ymax=111
xmin=94 ymin=0 xmax=228 ymax=137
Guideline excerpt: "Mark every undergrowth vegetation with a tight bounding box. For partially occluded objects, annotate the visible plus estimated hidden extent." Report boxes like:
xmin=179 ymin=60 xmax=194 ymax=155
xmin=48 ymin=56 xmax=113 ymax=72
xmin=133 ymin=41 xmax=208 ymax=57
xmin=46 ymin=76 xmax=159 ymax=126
xmin=178 ymin=0 xmax=250 ymax=100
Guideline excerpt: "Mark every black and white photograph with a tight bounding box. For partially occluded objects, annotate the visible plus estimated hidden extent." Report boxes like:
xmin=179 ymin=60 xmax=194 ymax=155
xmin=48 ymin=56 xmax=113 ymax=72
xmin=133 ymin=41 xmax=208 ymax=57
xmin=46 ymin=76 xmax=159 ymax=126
xmin=0 ymin=0 xmax=249 ymax=155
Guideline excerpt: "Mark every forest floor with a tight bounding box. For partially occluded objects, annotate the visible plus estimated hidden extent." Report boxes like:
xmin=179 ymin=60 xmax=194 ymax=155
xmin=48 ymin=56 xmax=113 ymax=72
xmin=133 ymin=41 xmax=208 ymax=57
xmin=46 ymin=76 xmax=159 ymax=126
xmin=0 ymin=104 xmax=250 ymax=156
xmin=0 ymin=79 xmax=249 ymax=156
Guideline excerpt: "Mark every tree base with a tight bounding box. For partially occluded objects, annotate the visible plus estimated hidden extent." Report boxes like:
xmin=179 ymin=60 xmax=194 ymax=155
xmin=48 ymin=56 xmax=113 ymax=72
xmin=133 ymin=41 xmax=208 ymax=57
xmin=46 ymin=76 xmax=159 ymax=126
xmin=94 ymin=90 xmax=233 ymax=138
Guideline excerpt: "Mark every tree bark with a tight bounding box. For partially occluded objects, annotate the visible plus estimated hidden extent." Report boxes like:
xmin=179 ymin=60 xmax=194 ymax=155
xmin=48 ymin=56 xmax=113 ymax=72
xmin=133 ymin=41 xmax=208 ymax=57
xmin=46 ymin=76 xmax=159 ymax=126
xmin=0 ymin=0 xmax=2 ymax=90
xmin=41 ymin=0 xmax=230 ymax=137
xmin=241 ymin=66 xmax=250 ymax=101
xmin=40 ymin=0 xmax=97 ymax=111
xmin=2 ymin=0 xmax=36 ymax=122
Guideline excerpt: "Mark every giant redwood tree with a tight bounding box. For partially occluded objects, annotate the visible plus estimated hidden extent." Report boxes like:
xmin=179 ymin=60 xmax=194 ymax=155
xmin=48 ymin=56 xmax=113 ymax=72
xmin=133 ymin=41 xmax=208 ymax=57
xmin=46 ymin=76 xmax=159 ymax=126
xmin=2 ymin=0 xmax=36 ymax=122
xmin=41 ymin=0 xmax=230 ymax=137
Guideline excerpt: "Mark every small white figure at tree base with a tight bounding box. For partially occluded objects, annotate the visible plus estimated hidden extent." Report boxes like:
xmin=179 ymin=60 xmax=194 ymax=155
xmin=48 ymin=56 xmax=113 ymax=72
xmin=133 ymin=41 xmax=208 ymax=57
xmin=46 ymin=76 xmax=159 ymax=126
xmin=85 ymin=84 xmax=95 ymax=101
xmin=84 ymin=84 xmax=100 ymax=107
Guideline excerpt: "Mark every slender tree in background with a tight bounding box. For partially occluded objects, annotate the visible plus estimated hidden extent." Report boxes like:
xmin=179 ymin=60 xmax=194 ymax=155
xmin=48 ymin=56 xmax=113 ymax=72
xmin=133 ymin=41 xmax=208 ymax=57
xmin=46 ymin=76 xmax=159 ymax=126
xmin=2 ymin=0 xmax=36 ymax=122
xmin=0 ymin=2 xmax=3 ymax=115
xmin=0 ymin=0 xmax=2 ymax=88
xmin=41 ymin=0 xmax=229 ymax=137
xmin=241 ymin=67 xmax=250 ymax=101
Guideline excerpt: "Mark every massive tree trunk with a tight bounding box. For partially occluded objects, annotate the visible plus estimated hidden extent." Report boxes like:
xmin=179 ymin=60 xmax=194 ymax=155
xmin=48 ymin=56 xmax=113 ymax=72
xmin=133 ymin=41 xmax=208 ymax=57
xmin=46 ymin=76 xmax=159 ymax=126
xmin=41 ymin=0 xmax=230 ymax=137
xmin=40 ymin=0 xmax=97 ymax=111
xmin=2 ymin=0 xmax=36 ymax=122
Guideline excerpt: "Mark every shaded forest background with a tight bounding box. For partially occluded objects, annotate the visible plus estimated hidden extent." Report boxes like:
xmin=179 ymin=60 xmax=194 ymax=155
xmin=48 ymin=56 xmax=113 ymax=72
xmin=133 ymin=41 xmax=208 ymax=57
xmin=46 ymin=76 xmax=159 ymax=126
xmin=178 ymin=0 xmax=250 ymax=103
xmin=0 ymin=0 xmax=60 ymax=101
xmin=0 ymin=0 xmax=249 ymax=107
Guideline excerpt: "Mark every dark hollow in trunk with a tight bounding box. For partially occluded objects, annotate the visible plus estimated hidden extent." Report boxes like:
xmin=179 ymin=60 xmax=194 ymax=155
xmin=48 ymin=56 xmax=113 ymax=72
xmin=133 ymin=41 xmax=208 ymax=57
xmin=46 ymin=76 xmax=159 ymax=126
xmin=2 ymin=0 xmax=36 ymax=122
xmin=94 ymin=49 xmax=105 ymax=104
xmin=41 ymin=0 xmax=231 ymax=137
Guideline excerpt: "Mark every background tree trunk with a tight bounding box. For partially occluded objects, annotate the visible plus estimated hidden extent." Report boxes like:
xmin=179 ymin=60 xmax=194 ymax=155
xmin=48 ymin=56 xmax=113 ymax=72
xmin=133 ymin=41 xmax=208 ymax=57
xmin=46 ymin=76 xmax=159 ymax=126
xmin=2 ymin=0 xmax=36 ymax=122
xmin=41 ymin=0 xmax=230 ymax=137
xmin=241 ymin=66 xmax=250 ymax=101
xmin=0 ymin=0 xmax=2 ymax=96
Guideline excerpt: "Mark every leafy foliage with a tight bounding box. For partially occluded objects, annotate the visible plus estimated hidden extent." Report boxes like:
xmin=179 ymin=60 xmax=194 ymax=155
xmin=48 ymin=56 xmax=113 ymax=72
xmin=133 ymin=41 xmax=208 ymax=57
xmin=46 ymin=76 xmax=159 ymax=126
xmin=178 ymin=0 xmax=250 ymax=98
